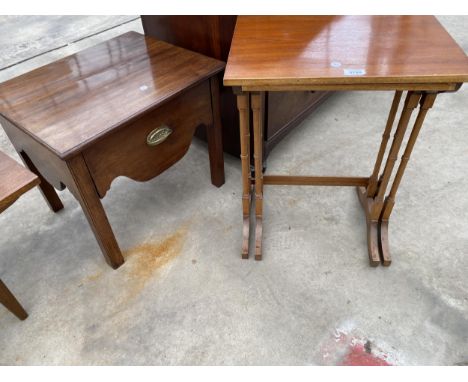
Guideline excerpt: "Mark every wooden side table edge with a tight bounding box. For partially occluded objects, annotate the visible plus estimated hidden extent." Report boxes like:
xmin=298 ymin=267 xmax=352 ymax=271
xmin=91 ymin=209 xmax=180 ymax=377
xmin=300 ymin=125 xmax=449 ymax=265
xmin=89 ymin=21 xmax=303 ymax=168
xmin=0 ymin=176 xmax=40 ymax=213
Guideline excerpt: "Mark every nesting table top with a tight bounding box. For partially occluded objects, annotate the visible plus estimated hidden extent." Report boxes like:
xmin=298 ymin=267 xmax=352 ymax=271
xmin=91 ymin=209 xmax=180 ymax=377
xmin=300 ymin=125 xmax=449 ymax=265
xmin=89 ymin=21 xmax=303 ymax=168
xmin=224 ymin=16 xmax=468 ymax=90
xmin=0 ymin=31 xmax=225 ymax=158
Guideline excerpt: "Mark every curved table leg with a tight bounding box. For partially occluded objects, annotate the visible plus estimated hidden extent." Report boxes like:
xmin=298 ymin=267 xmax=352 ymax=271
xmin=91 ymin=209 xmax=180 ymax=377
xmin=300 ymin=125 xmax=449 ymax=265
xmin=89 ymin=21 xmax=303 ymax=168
xmin=357 ymin=186 xmax=381 ymax=266
xmin=359 ymin=91 xmax=437 ymax=267
xmin=241 ymin=185 xmax=253 ymax=259
xmin=242 ymin=215 xmax=250 ymax=259
xmin=377 ymin=92 xmax=437 ymax=266
xmin=378 ymin=220 xmax=391 ymax=266
xmin=358 ymin=91 xmax=422 ymax=266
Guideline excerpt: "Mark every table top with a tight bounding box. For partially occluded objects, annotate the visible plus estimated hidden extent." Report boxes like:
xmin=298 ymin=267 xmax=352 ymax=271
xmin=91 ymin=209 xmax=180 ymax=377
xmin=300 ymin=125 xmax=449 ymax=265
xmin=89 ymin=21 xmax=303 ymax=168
xmin=224 ymin=16 xmax=468 ymax=90
xmin=0 ymin=151 xmax=39 ymax=212
xmin=0 ymin=32 xmax=225 ymax=159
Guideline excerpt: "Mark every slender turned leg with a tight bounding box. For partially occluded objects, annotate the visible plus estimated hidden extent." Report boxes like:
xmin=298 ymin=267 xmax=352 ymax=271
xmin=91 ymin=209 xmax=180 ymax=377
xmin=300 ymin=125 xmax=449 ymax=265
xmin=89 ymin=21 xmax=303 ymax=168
xmin=18 ymin=151 xmax=64 ymax=212
xmin=66 ymin=155 xmax=124 ymax=269
xmin=237 ymin=93 xmax=252 ymax=259
xmin=379 ymin=92 xmax=437 ymax=263
xmin=367 ymin=91 xmax=403 ymax=197
xmin=359 ymin=91 xmax=421 ymax=266
xmin=0 ymin=279 xmax=28 ymax=320
xmin=206 ymin=76 xmax=225 ymax=188
xmin=372 ymin=92 xmax=422 ymax=218
xmin=251 ymin=93 xmax=264 ymax=261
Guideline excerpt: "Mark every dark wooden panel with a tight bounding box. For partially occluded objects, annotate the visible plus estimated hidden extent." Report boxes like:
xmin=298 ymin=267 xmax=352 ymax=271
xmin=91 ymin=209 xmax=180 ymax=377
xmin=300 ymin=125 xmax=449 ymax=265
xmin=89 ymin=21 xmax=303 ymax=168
xmin=141 ymin=15 xmax=331 ymax=158
xmin=267 ymin=91 xmax=326 ymax=140
xmin=142 ymin=15 xmax=237 ymax=61
xmin=142 ymin=16 xmax=240 ymax=156
xmin=265 ymin=91 xmax=331 ymax=155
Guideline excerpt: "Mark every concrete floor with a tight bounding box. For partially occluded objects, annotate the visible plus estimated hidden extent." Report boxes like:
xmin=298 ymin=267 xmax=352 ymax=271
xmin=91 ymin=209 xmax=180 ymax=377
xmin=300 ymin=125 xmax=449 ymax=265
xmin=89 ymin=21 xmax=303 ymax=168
xmin=0 ymin=16 xmax=467 ymax=365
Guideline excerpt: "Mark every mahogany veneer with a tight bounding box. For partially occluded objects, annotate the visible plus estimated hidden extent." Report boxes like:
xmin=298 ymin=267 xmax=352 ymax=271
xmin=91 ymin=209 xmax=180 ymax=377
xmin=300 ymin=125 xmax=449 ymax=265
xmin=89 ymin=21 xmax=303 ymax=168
xmin=225 ymin=16 xmax=468 ymax=89
xmin=0 ymin=32 xmax=225 ymax=269
xmin=224 ymin=16 xmax=468 ymax=265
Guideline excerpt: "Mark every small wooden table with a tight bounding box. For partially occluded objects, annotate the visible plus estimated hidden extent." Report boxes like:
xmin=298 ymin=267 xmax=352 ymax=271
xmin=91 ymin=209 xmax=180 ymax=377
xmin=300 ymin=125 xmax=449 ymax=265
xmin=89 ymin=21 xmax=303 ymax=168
xmin=224 ymin=16 xmax=468 ymax=265
xmin=0 ymin=32 xmax=225 ymax=269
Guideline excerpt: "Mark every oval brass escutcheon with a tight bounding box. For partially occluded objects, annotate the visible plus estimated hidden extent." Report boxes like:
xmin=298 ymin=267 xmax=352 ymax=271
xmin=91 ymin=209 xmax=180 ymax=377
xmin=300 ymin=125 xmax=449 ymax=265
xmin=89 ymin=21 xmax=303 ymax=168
xmin=146 ymin=125 xmax=173 ymax=146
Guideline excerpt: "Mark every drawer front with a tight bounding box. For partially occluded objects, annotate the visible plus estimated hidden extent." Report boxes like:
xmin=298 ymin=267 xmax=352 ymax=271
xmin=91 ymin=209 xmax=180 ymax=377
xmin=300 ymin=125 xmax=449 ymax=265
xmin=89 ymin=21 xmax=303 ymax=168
xmin=267 ymin=91 xmax=327 ymax=140
xmin=83 ymin=81 xmax=212 ymax=198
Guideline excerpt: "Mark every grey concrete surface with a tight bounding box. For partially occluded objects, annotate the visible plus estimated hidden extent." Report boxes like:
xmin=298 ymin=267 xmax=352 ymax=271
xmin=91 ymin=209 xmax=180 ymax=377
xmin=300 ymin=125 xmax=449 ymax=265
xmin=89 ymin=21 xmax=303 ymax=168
xmin=0 ymin=16 xmax=467 ymax=365
xmin=0 ymin=16 xmax=137 ymax=69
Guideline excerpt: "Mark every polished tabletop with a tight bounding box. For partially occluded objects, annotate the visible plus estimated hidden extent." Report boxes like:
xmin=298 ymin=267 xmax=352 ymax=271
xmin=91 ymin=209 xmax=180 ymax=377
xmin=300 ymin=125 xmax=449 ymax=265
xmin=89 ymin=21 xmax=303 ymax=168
xmin=224 ymin=16 xmax=468 ymax=88
xmin=0 ymin=32 xmax=225 ymax=158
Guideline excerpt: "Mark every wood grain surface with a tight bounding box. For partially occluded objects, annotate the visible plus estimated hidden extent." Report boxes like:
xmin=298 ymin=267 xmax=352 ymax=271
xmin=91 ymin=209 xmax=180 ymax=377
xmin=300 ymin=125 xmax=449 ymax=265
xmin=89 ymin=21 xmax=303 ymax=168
xmin=0 ymin=150 xmax=39 ymax=212
xmin=0 ymin=31 xmax=225 ymax=159
xmin=224 ymin=16 xmax=468 ymax=88
xmin=83 ymin=81 xmax=213 ymax=198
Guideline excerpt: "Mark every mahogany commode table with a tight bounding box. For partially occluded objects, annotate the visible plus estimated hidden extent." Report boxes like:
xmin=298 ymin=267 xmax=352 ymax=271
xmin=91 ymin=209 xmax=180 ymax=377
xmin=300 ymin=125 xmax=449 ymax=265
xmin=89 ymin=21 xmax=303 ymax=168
xmin=224 ymin=16 xmax=468 ymax=265
xmin=0 ymin=31 xmax=225 ymax=269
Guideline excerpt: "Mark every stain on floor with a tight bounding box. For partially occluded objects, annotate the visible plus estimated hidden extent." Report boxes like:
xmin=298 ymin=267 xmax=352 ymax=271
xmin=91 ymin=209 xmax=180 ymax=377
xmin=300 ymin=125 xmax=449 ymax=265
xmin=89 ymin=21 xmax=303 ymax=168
xmin=320 ymin=325 xmax=396 ymax=365
xmin=340 ymin=343 xmax=391 ymax=366
xmin=84 ymin=271 xmax=103 ymax=283
xmin=75 ymin=222 xmax=191 ymax=321
xmin=121 ymin=223 xmax=189 ymax=302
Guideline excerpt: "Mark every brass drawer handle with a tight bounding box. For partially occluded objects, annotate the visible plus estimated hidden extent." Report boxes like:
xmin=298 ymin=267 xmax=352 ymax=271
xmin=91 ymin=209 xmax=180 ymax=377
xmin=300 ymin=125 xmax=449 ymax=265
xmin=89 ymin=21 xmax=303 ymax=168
xmin=146 ymin=125 xmax=172 ymax=146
